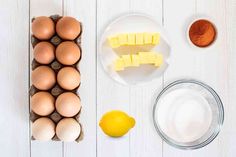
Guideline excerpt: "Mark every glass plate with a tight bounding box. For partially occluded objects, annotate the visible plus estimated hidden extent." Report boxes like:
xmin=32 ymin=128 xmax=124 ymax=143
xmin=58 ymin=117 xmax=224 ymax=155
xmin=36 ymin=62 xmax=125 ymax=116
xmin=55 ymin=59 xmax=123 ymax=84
xmin=153 ymin=79 xmax=224 ymax=149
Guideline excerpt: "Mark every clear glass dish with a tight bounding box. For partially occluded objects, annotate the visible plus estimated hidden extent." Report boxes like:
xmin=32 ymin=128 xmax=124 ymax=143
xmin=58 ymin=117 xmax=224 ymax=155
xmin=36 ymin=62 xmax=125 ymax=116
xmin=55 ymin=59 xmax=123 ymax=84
xmin=153 ymin=79 xmax=224 ymax=149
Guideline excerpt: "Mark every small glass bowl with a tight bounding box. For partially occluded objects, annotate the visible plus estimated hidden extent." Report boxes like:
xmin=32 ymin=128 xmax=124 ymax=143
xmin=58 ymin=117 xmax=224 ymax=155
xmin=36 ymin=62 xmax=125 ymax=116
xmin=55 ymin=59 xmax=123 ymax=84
xmin=153 ymin=79 xmax=224 ymax=149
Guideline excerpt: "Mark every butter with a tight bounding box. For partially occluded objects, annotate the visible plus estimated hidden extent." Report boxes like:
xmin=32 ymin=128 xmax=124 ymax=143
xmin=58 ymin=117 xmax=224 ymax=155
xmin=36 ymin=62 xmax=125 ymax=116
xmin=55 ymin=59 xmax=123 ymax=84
xmin=154 ymin=54 xmax=163 ymax=67
xmin=139 ymin=52 xmax=163 ymax=66
xmin=118 ymin=34 xmax=128 ymax=46
xmin=108 ymin=37 xmax=120 ymax=48
xmin=128 ymin=33 xmax=136 ymax=45
xmin=114 ymin=58 xmax=125 ymax=71
xmin=131 ymin=54 xmax=140 ymax=66
xmin=108 ymin=32 xmax=160 ymax=48
xmin=146 ymin=52 xmax=157 ymax=63
xmin=144 ymin=33 xmax=153 ymax=44
xmin=136 ymin=33 xmax=144 ymax=45
xmin=138 ymin=52 xmax=149 ymax=64
xmin=152 ymin=33 xmax=160 ymax=45
xmin=122 ymin=55 xmax=132 ymax=67
xmin=114 ymin=52 xmax=163 ymax=71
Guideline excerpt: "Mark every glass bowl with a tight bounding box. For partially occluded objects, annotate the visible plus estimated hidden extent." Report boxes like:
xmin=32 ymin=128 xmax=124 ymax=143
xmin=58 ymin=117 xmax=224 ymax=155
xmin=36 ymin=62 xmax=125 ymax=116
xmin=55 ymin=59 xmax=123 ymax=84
xmin=153 ymin=79 xmax=224 ymax=149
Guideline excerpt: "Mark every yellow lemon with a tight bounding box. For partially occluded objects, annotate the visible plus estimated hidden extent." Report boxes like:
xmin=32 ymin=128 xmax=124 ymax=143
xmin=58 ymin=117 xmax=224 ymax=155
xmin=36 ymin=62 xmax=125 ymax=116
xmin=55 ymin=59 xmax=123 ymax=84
xmin=99 ymin=110 xmax=135 ymax=137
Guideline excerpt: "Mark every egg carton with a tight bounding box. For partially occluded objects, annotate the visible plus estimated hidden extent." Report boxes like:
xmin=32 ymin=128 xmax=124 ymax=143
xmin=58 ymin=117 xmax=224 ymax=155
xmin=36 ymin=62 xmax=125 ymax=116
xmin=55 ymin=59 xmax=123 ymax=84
xmin=30 ymin=15 xmax=83 ymax=142
xmin=30 ymin=108 xmax=84 ymax=142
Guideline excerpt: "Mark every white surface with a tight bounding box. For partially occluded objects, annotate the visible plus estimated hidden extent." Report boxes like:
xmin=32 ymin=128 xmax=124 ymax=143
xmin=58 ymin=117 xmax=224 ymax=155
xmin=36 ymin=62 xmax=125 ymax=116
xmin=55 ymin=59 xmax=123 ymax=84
xmin=0 ymin=0 xmax=235 ymax=157
xmin=99 ymin=14 xmax=170 ymax=85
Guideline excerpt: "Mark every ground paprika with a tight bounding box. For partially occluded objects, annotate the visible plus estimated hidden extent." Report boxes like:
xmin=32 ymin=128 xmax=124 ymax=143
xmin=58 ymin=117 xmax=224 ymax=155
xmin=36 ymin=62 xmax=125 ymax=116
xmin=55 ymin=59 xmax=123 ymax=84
xmin=189 ymin=19 xmax=216 ymax=47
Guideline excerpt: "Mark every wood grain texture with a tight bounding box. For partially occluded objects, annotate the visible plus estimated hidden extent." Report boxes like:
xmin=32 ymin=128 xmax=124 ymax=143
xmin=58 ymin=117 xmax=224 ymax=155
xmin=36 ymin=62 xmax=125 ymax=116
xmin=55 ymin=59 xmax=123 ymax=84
xmin=218 ymin=0 xmax=236 ymax=156
xmin=30 ymin=0 xmax=63 ymax=157
xmin=0 ymin=0 xmax=235 ymax=156
xmin=0 ymin=0 xmax=30 ymax=156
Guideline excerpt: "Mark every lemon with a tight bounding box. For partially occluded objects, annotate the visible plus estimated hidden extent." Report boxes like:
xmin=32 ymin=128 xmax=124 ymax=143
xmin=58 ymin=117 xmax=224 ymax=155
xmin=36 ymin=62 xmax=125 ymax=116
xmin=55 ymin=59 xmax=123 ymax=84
xmin=99 ymin=110 xmax=135 ymax=137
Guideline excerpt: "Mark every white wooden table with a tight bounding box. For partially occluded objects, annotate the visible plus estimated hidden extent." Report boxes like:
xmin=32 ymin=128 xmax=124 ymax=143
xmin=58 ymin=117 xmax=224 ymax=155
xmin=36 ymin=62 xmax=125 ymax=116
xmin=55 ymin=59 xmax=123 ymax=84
xmin=1 ymin=0 xmax=236 ymax=156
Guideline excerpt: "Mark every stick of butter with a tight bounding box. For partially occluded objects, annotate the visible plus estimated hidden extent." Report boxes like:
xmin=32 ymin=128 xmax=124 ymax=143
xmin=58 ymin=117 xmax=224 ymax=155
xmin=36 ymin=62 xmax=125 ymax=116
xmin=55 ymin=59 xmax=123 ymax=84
xmin=113 ymin=52 xmax=163 ymax=71
xmin=108 ymin=32 xmax=160 ymax=48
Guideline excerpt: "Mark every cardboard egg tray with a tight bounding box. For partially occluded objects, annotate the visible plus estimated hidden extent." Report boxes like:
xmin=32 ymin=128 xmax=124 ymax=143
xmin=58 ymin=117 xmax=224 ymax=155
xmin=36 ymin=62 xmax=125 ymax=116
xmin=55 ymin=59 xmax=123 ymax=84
xmin=29 ymin=15 xmax=83 ymax=142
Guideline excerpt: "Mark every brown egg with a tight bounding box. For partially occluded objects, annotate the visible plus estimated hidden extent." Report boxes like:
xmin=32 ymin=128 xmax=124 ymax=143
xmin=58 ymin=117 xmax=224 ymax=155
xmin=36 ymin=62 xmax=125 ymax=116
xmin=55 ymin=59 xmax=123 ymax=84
xmin=56 ymin=41 xmax=81 ymax=65
xmin=32 ymin=117 xmax=55 ymax=141
xmin=56 ymin=92 xmax=81 ymax=117
xmin=34 ymin=42 xmax=55 ymax=64
xmin=56 ymin=16 xmax=81 ymax=40
xmin=56 ymin=118 xmax=81 ymax=142
xmin=32 ymin=66 xmax=56 ymax=90
xmin=31 ymin=92 xmax=55 ymax=116
xmin=57 ymin=67 xmax=80 ymax=90
xmin=32 ymin=16 xmax=55 ymax=40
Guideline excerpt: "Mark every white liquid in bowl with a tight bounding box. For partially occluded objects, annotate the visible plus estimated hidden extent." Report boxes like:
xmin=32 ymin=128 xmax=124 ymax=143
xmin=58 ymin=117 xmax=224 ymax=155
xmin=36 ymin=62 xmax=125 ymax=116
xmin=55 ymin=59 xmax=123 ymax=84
xmin=157 ymin=88 xmax=213 ymax=143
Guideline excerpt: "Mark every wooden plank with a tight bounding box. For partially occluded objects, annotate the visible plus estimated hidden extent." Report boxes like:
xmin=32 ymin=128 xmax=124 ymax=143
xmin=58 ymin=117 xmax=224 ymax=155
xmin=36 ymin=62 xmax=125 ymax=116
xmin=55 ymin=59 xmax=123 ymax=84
xmin=30 ymin=0 xmax=63 ymax=157
xmin=97 ymin=0 xmax=130 ymax=157
xmin=225 ymin=0 xmax=236 ymax=133
xmin=0 ymin=0 xmax=235 ymax=156
xmin=163 ymin=0 xmax=228 ymax=156
xmin=129 ymin=0 xmax=163 ymax=157
xmin=129 ymin=84 xmax=163 ymax=157
xmin=218 ymin=0 xmax=236 ymax=156
xmin=63 ymin=0 xmax=97 ymax=157
xmin=0 ymin=0 xmax=30 ymax=156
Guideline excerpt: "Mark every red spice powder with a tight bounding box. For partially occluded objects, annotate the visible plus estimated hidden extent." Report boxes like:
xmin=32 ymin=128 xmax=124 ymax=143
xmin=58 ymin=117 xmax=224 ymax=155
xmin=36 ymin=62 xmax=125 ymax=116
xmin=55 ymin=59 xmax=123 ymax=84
xmin=189 ymin=19 xmax=216 ymax=47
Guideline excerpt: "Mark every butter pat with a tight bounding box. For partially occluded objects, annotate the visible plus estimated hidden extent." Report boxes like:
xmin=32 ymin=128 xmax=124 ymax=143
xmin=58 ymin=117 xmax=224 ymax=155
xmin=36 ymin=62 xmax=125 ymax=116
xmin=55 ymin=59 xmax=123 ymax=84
xmin=136 ymin=33 xmax=144 ymax=45
xmin=128 ymin=33 xmax=136 ymax=45
xmin=144 ymin=33 xmax=153 ymax=44
xmin=131 ymin=54 xmax=140 ymax=66
xmin=114 ymin=58 xmax=125 ymax=71
xmin=122 ymin=55 xmax=132 ymax=67
xmin=108 ymin=37 xmax=120 ymax=48
xmin=139 ymin=52 xmax=158 ymax=64
xmin=118 ymin=34 xmax=128 ymax=46
xmin=146 ymin=52 xmax=157 ymax=64
xmin=138 ymin=52 xmax=149 ymax=64
xmin=152 ymin=33 xmax=160 ymax=45
xmin=154 ymin=54 xmax=163 ymax=67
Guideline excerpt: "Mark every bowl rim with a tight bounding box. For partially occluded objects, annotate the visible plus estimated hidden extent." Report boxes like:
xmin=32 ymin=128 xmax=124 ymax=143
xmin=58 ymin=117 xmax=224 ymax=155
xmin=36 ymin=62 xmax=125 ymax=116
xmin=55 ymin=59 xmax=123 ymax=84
xmin=152 ymin=79 xmax=224 ymax=150
xmin=186 ymin=15 xmax=218 ymax=50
